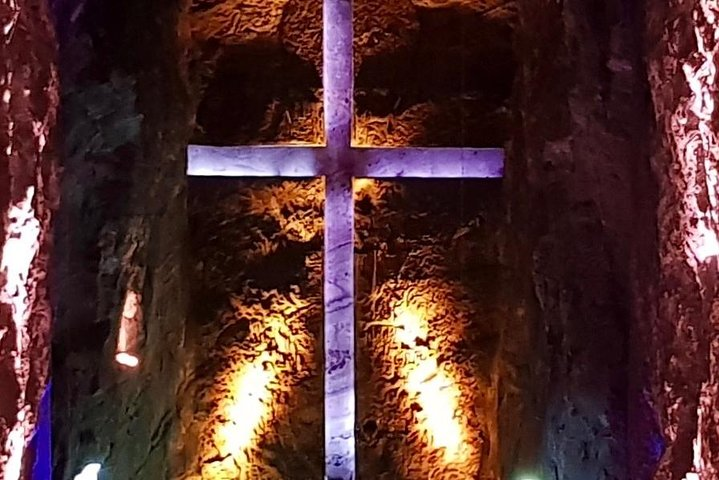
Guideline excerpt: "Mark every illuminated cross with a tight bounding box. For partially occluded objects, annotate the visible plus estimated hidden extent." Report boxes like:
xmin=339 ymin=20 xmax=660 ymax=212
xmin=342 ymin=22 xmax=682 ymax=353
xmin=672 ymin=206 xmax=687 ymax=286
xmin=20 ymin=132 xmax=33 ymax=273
xmin=187 ymin=1 xmax=504 ymax=478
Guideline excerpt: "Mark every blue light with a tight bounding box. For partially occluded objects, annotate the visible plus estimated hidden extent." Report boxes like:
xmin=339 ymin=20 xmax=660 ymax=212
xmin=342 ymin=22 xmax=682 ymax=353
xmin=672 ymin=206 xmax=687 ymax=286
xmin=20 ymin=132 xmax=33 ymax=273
xmin=31 ymin=382 xmax=52 ymax=479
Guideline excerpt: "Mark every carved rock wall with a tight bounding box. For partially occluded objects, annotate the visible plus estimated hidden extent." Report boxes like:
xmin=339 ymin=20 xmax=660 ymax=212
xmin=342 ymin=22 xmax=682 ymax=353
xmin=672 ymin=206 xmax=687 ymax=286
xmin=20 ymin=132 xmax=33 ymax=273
xmin=643 ymin=1 xmax=719 ymax=478
xmin=504 ymin=0 xmax=656 ymax=478
xmin=188 ymin=0 xmax=515 ymax=147
xmin=42 ymin=0 xmax=719 ymax=479
xmin=0 ymin=1 xmax=59 ymax=478
xmin=50 ymin=0 xmax=194 ymax=478
xmin=355 ymin=180 xmax=504 ymax=479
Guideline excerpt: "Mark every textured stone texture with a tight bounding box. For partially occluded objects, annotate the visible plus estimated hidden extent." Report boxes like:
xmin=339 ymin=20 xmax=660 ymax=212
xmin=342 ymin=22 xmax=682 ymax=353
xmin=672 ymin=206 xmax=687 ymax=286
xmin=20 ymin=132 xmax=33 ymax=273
xmin=184 ymin=3 xmax=510 ymax=480
xmin=504 ymin=0 xmax=656 ymax=478
xmin=355 ymin=179 xmax=504 ymax=479
xmin=181 ymin=178 xmax=324 ymax=479
xmin=42 ymin=1 xmax=719 ymax=479
xmin=644 ymin=1 xmax=719 ymax=478
xmin=0 ymin=0 xmax=59 ymax=478
xmin=50 ymin=0 xmax=194 ymax=478
xmin=188 ymin=0 xmax=514 ymax=147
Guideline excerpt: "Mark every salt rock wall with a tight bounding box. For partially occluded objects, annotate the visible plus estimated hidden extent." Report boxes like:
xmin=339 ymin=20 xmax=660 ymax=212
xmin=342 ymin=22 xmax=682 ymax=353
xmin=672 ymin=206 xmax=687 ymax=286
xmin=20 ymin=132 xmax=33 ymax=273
xmin=505 ymin=0 xmax=656 ymax=478
xmin=50 ymin=0 xmax=194 ymax=478
xmin=644 ymin=1 xmax=719 ymax=478
xmin=0 ymin=0 xmax=59 ymax=478
xmin=180 ymin=178 xmax=324 ymax=479
xmin=188 ymin=0 xmax=515 ymax=147
xmin=355 ymin=179 xmax=504 ymax=479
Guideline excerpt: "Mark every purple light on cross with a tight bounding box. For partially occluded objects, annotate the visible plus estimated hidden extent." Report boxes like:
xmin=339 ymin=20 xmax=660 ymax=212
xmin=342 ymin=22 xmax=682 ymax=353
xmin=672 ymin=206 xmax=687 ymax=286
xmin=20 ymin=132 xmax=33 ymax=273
xmin=187 ymin=1 xmax=504 ymax=478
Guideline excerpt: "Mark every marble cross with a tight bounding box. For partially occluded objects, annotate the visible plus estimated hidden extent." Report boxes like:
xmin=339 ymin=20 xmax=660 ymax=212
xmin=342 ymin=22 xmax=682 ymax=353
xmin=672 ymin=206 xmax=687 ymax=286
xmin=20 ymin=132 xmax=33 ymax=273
xmin=187 ymin=1 xmax=504 ymax=478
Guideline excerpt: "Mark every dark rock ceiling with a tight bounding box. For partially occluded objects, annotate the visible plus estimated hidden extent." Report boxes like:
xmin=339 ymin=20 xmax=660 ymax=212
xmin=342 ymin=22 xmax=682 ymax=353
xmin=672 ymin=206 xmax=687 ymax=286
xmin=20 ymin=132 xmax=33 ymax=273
xmin=188 ymin=0 xmax=517 ymax=51
xmin=186 ymin=0 xmax=516 ymax=146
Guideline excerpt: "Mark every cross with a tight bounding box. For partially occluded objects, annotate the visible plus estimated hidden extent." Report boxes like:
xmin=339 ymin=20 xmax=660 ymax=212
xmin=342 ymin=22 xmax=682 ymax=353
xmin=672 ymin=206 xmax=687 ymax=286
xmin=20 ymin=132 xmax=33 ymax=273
xmin=187 ymin=1 xmax=504 ymax=478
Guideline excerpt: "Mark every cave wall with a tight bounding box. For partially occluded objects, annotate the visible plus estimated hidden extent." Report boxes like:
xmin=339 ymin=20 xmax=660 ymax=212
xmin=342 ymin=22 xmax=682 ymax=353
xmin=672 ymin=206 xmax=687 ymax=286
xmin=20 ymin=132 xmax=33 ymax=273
xmin=505 ymin=0 xmax=656 ymax=478
xmin=188 ymin=0 xmax=514 ymax=147
xmin=180 ymin=178 xmax=326 ymax=479
xmin=355 ymin=179 xmax=505 ymax=479
xmin=50 ymin=0 xmax=194 ymax=478
xmin=0 ymin=0 xmax=59 ymax=478
xmin=39 ymin=0 xmax=719 ymax=479
xmin=643 ymin=1 xmax=719 ymax=478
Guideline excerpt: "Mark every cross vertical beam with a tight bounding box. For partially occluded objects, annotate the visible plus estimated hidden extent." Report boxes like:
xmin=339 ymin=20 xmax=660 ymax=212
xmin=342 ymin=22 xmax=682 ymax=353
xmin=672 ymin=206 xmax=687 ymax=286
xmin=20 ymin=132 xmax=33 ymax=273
xmin=188 ymin=0 xmax=505 ymax=477
xmin=323 ymin=0 xmax=353 ymax=152
xmin=323 ymin=1 xmax=356 ymax=479
xmin=323 ymin=175 xmax=355 ymax=480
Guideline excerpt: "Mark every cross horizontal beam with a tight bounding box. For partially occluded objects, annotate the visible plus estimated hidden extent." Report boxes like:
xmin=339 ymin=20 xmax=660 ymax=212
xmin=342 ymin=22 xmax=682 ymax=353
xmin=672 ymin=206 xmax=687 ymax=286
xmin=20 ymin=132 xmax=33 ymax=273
xmin=356 ymin=147 xmax=504 ymax=178
xmin=187 ymin=145 xmax=321 ymax=177
xmin=187 ymin=145 xmax=504 ymax=179
xmin=187 ymin=2 xmax=504 ymax=479
xmin=187 ymin=142 xmax=503 ymax=480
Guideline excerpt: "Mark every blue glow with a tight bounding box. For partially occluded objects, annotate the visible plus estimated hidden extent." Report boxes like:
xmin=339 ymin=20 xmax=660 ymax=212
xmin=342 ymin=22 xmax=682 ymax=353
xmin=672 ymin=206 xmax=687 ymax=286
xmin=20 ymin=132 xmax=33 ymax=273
xmin=649 ymin=430 xmax=666 ymax=463
xmin=31 ymin=382 xmax=52 ymax=480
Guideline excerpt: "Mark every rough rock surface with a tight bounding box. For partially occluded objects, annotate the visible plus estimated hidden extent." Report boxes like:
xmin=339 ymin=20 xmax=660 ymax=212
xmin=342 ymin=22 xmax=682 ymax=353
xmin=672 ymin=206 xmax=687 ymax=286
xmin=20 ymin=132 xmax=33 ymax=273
xmin=355 ymin=180 xmax=504 ymax=479
xmin=188 ymin=0 xmax=514 ymax=147
xmin=0 ymin=0 xmax=59 ymax=478
xmin=644 ymin=1 xmax=719 ymax=478
xmin=504 ymin=0 xmax=656 ymax=478
xmin=38 ymin=1 xmax=719 ymax=480
xmin=50 ymin=0 xmax=193 ymax=478
xmin=180 ymin=178 xmax=324 ymax=479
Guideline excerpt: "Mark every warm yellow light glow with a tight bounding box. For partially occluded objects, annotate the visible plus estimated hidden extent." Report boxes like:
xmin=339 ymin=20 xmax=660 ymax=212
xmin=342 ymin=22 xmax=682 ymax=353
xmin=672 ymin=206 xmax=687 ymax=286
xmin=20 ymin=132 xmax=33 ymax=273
xmin=391 ymin=300 xmax=470 ymax=463
xmin=243 ymin=181 xmax=323 ymax=243
xmin=362 ymin=279 xmax=486 ymax=477
xmin=199 ymin=293 xmax=315 ymax=479
xmin=393 ymin=304 xmax=427 ymax=346
xmin=352 ymin=178 xmax=400 ymax=204
xmin=353 ymin=178 xmax=373 ymax=194
xmin=216 ymin=356 xmax=274 ymax=457
xmin=407 ymin=360 xmax=465 ymax=459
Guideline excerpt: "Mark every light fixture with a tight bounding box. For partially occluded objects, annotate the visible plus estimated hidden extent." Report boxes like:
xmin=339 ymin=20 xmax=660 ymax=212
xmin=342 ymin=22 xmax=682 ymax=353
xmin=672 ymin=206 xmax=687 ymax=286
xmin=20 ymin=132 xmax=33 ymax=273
xmin=114 ymin=352 xmax=140 ymax=368
xmin=74 ymin=463 xmax=101 ymax=480
xmin=516 ymin=474 xmax=541 ymax=480
xmin=115 ymin=290 xmax=142 ymax=368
